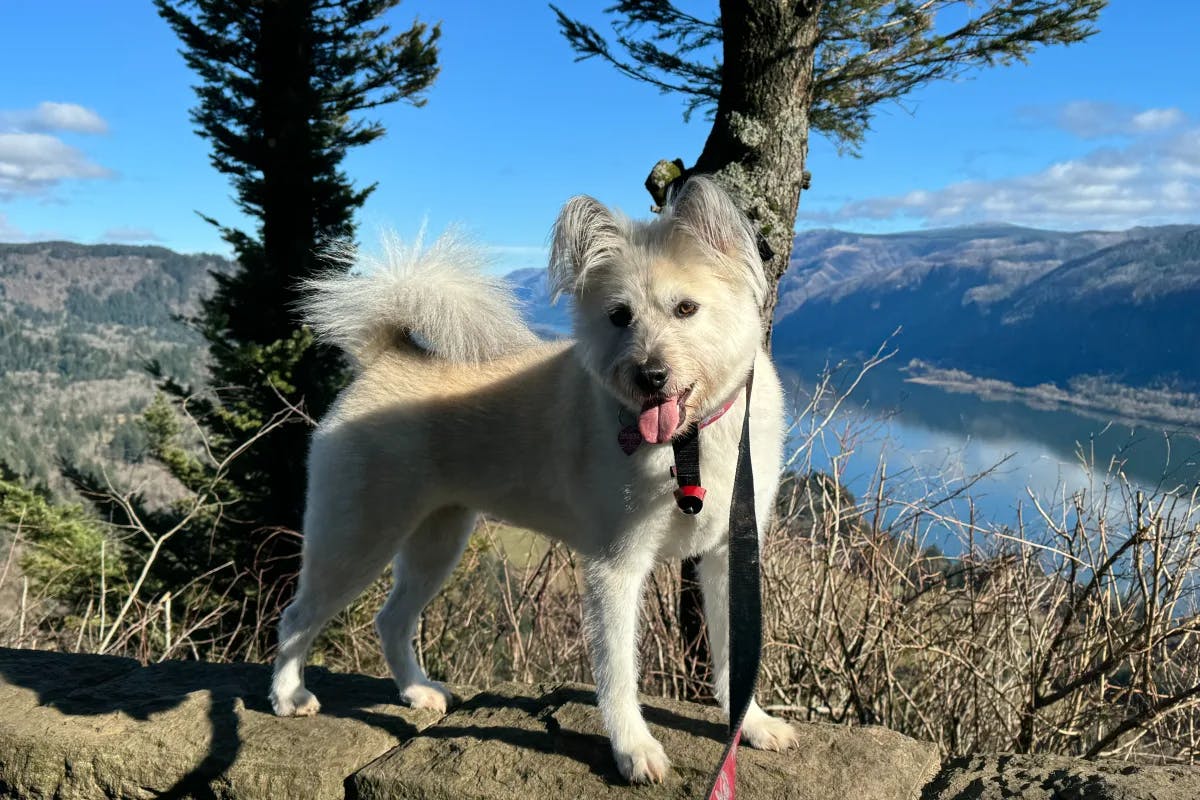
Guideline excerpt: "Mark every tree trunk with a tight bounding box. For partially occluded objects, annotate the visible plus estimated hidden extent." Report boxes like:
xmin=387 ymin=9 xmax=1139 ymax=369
xmin=694 ymin=0 xmax=820 ymax=342
xmin=673 ymin=0 xmax=820 ymax=700
xmin=252 ymin=0 xmax=318 ymax=542
xmin=259 ymin=0 xmax=317 ymax=327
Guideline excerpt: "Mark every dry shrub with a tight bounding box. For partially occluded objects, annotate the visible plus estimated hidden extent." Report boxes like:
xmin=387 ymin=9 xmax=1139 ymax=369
xmin=4 ymin=354 xmax=1199 ymax=766
xmin=415 ymin=522 xmax=591 ymax=686
xmin=760 ymin=473 xmax=1200 ymax=763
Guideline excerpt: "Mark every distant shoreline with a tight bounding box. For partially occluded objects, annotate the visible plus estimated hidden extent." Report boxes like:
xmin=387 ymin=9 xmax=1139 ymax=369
xmin=903 ymin=360 xmax=1200 ymax=431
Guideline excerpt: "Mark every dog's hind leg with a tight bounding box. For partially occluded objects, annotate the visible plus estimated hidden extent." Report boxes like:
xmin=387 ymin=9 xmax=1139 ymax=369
xmin=271 ymin=587 xmax=339 ymax=717
xmin=271 ymin=508 xmax=415 ymax=717
xmin=376 ymin=505 xmax=475 ymax=713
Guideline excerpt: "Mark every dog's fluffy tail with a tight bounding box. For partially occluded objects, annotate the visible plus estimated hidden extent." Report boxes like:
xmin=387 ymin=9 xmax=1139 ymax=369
xmin=299 ymin=230 xmax=540 ymax=366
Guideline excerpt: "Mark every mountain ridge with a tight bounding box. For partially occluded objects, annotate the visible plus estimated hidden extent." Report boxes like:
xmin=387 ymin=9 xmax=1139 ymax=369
xmin=501 ymin=221 xmax=1200 ymax=394
xmin=772 ymin=222 xmax=1200 ymax=391
xmin=2 ymin=223 xmax=1196 ymax=491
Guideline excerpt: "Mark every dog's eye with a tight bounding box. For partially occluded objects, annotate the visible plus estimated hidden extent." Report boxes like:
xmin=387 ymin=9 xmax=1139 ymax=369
xmin=674 ymin=300 xmax=699 ymax=319
xmin=608 ymin=305 xmax=633 ymax=328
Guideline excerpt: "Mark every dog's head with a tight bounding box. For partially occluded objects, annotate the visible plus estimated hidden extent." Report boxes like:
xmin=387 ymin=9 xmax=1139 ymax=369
xmin=549 ymin=176 xmax=767 ymax=445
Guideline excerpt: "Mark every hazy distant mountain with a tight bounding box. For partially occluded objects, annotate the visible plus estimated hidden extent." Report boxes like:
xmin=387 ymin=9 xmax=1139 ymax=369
xmin=772 ymin=224 xmax=1200 ymax=390
xmin=506 ymin=267 xmax=572 ymax=338
xmin=774 ymin=224 xmax=1135 ymax=320
xmin=505 ymin=223 xmax=1200 ymax=392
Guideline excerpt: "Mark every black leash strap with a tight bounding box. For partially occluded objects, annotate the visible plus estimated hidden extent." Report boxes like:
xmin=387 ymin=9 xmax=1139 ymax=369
xmin=705 ymin=370 xmax=759 ymax=800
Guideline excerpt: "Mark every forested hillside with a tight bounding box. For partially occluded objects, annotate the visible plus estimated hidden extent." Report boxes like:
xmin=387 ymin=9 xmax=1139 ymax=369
xmin=0 ymin=242 xmax=228 ymax=495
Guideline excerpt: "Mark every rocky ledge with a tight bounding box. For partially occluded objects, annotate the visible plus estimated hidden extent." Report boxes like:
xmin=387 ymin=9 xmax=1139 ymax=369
xmin=0 ymin=647 xmax=1196 ymax=799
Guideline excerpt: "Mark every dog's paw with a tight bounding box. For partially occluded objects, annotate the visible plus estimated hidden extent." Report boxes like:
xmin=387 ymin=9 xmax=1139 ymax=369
xmin=741 ymin=710 xmax=798 ymax=751
xmin=271 ymin=687 xmax=321 ymax=717
xmin=399 ymin=680 xmax=452 ymax=713
xmin=614 ymin=735 xmax=671 ymax=784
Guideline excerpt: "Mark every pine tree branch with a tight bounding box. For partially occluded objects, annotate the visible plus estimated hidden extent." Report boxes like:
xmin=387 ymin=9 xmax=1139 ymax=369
xmin=553 ymin=0 xmax=1105 ymax=148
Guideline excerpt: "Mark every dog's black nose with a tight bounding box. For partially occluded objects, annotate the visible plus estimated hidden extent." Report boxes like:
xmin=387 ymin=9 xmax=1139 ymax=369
xmin=635 ymin=360 xmax=670 ymax=393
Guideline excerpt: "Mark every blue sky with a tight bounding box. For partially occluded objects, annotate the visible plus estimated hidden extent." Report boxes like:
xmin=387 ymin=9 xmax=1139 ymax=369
xmin=1 ymin=1 xmax=1198 ymax=272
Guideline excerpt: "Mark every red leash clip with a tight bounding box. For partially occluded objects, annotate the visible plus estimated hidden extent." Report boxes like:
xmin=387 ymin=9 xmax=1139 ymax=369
xmin=674 ymin=484 xmax=706 ymax=515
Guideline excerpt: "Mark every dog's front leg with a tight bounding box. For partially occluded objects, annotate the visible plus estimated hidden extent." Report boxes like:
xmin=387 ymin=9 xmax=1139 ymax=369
xmin=582 ymin=555 xmax=669 ymax=784
xmin=698 ymin=548 xmax=799 ymax=751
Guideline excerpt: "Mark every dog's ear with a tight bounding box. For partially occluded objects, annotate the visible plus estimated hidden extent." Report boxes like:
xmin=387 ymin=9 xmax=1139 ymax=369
xmin=670 ymin=177 xmax=768 ymax=307
xmin=549 ymin=195 xmax=623 ymax=299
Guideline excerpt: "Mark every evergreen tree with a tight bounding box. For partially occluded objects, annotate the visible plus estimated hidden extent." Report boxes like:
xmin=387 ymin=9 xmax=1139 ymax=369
xmin=555 ymin=0 xmax=1105 ymax=334
xmin=145 ymin=0 xmax=439 ymax=610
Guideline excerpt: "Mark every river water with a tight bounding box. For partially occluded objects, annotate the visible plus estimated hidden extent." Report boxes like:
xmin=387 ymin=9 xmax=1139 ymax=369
xmin=777 ymin=356 xmax=1200 ymax=536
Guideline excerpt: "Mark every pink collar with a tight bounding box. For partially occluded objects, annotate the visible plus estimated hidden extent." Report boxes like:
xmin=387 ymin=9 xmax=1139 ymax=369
xmin=698 ymin=394 xmax=738 ymax=430
xmin=618 ymin=390 xmax=741 ymax=455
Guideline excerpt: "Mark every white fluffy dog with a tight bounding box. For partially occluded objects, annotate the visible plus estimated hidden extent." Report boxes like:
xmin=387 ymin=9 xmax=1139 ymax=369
xmin=269 ymin=177 xmax=797 ymax=783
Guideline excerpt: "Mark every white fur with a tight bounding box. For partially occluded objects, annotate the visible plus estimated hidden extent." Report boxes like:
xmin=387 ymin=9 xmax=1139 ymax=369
xmin=300 ymin=230 xmax=540 ymax=366
xmin=271 ymin=177 xmax=797 ymax=783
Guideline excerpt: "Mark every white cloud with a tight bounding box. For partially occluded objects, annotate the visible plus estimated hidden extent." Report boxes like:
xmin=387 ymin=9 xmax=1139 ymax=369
xmin=0 ymin=102 xmax=108 ymax=135
xmin=805 ymin=106 xmax=1200 ymax=230
xmin=1130 ymin=107 xmax=1186 ymax=134
xmin=0 ymin=102 xmax=111 ymax=197
xmin=1026 ymin=101 xmax=1188 ymax=139
xmin=101 ymin=226 xmax=162 ymax=243
xmin=0 ymin=132 xmax=112 ymax=198
xmin=1163 ymin=128 xmax=1200 ymax=178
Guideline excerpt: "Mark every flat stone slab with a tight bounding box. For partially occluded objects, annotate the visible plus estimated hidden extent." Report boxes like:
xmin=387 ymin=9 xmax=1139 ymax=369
xmin=923 ymin=754 xmax=1200 ymax=800
xmin=352 ymin=682 xmax=940 ymax=800
xmin=0 ymin=647 xmax=445 ymax=799
xmin=5 ymin=647 xmax=1195 ymax=800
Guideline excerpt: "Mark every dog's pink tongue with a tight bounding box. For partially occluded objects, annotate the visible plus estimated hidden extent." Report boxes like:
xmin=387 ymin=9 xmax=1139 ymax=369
xmin=638 ymin=396 xmax=681 ymax=444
